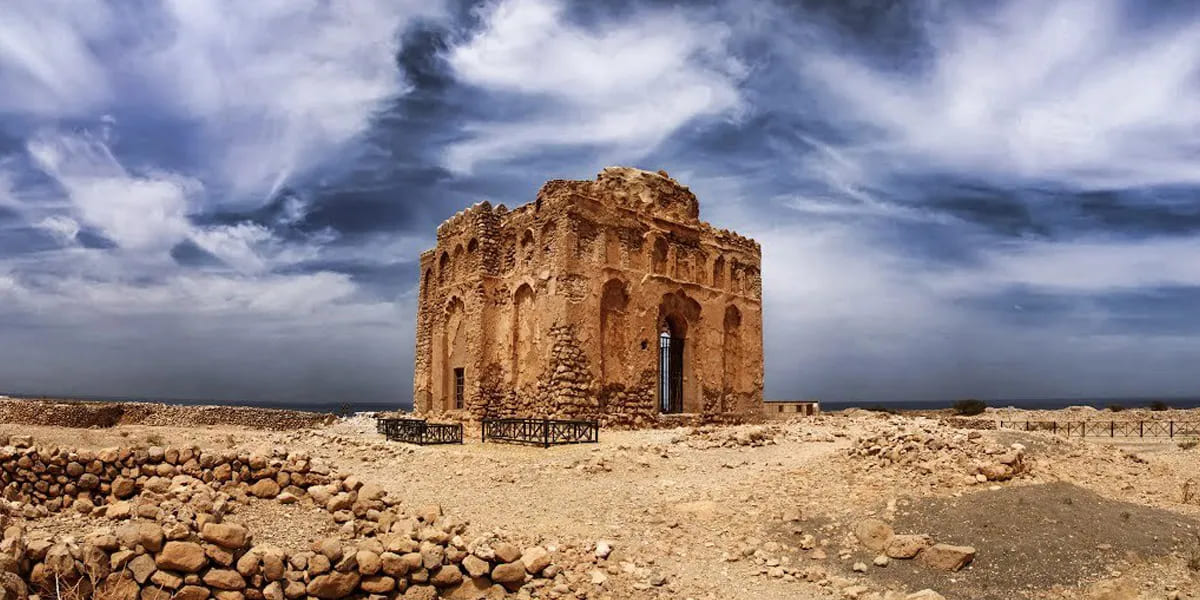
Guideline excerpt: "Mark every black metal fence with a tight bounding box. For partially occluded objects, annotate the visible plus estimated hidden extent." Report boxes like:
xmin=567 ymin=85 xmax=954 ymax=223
xmin=481 ymin=418 xmax=599 ymax=448
xmin=377 ymin=417 xmax=463 ymax=445
xmin=998 ymin=420 xmax=1200 ymax=439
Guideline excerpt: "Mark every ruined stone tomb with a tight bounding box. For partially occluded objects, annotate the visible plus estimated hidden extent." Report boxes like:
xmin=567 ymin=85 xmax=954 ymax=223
xmin=413 ymin=167 xmax=763 ymax=426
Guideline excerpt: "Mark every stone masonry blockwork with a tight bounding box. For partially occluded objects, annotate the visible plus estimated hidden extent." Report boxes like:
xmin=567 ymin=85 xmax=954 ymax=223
xmin=413 ymin=167 xmax=764 ymax=426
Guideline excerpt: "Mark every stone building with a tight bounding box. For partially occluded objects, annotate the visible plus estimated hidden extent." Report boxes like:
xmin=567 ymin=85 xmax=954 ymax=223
xmin=412 ymin=167 xmax=763 ymax=426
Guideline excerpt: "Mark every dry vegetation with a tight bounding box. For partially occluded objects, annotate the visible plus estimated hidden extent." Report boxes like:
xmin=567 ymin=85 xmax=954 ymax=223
xmin=1 ymin=404 xmax=1199 ymax=600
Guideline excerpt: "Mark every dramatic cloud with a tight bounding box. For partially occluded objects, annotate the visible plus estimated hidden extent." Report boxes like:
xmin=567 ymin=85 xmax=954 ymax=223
xmin=442 ymin=0 xmax=746 ymax=172
xmin=1 ymin=0 xmax=1198 ymax=405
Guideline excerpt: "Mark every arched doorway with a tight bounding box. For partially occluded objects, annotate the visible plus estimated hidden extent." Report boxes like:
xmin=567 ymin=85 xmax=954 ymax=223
xmin=658 ymin=317 xmax=685 ymax=414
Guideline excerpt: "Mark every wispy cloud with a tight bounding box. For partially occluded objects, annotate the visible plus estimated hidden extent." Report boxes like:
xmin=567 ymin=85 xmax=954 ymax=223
xmin=442 ymin=0 xmax=746 ymax=172
xmin=795 ymin=0 xmax=1200 ymax=191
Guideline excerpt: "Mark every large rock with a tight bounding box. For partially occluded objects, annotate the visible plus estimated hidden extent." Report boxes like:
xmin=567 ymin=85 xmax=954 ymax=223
xmin=118 ymin=522 xmax=165 ymax=553
xmin=97 ymin=573 xmax=139 ymax=600
xmin=431 ymin=565 xmax=463 ymax=587
xmin=157 ymin=541 xmax=208 ymax=573
xmin=306 ymin=572 xmax=361 ymax=599
xmin=249 ymin=479 xmax=281 ymax=499
xmin=360 ymin=575 xmax=396 ymax=593
xmin=906 ymin=591 xmax=946 ymax=600
xmin=202 ymin=523 xmax=249 ymax=549
xmin=521 ymin=546 xmax=550 ymax=574
xmin=112 ymin=477 xmax=137 ymax=499
xmin=885 ymin=534 xmax=933 ymax=559
xmin=356 ymin=550 xmax=381 ymax=575
xmin=853 ymin=519 xmax=894 ymax=552
xmin=491 ymin=561 xmax=526 ymax=585
xmin=128 ymin=553 xmax=157 ymax=584
xmin=492 ymin=543 xmax=521 ymax=564
xmin=919 ymin=544 xmax=976 ymax=572
xmin=173 ymin=585 xmax=211 ymax=600
xmin=461 ymin=555 xmax=489 ymax=579
xmin=203 ymin=569 xmax=247 ymax=590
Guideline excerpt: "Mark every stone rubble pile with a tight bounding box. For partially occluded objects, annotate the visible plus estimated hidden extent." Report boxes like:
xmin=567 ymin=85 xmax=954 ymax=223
xmin=672 ymin=425 xmax=785 ymax=449
xmin=852 ymin=519 xmax=976 ymax=572
xmin=0 ymin=399 xmax=335 ymax=430
xmin=0 ymin=438 xmax=562 ymax=599
xmin=846 ymin=419 xmax=1031 ymax=485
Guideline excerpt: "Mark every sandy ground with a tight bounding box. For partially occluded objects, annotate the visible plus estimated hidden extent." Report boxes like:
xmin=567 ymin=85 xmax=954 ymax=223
xmin=5 ymin=410 xmax=1200 ymax=600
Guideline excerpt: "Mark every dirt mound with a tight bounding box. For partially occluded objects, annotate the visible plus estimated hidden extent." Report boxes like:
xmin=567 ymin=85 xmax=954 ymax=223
xmin=872 ymin=482 xmax=1200 ymax=599
xmin=0 ymin=398 xmax=335 ymax=430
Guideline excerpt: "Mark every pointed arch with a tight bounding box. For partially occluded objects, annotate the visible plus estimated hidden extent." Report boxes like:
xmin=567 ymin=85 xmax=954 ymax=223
xmin=512 ymin=283 xmax=537 ymax=387
xmin=438 ymin=251 xmax=450 ymax=283
xmin=599 ymin=279 xmax=629 ymax=381
xmin=712 ymin=255 xmax=726 ymax=289
xmin=442 ymin=296 xmax=467 ymax=411
xmin=651 ymin=237 xmax=669 ymax=275
xmin=722 ymin=304 xmax=742 ymax=412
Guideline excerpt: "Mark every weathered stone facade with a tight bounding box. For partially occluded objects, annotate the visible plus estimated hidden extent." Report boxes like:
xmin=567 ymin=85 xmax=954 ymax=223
xmin=413 ymin=167 xmax=763 ymax=426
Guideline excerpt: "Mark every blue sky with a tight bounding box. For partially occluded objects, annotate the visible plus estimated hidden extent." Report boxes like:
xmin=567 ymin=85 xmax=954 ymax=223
xmin=2 ymin=0 xmax=1199 ymax=404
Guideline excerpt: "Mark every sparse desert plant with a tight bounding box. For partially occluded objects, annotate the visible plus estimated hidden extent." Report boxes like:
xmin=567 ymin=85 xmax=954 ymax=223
xmin=1179 ymin=439 xmax=1198 ymax=451
xmin=862 ymin=404 xmax=899 ymax=415
xmin=1149 ymin=400 xmax=1171 ymax=411
xmin=144 ymin=432 xmax=165 ymax=446
xmin=1106 ymin=403 xmax=1126 ymax=412
xmin=952 ymin=399 xmax=988 ymax=416
xmin=1184 ymin=479 xmax=1198 ymax=505
xmin=223 ymin=433 xmax=238 ymax=448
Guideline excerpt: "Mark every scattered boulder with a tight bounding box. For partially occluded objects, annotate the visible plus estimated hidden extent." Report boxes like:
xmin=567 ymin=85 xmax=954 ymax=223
xmin=919 ymin=544 xmax=976 ymax=572
xmin=853 ymin=519 xmax=894 ymax=551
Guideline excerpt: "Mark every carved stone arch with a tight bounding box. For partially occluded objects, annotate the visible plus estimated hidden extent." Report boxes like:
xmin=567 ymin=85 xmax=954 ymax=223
xmin=452 ymin=243 xmax=465 ymax=280
xmin=656 ymin=290 xmax=702 ymax=413
xmin=422 ymin=268 xmax=432 ymax=298
xmin=441 ymin=296 xmax=467 ymax=411
xmin=651 ymin=236 xmax=669 ymax=275
xmin=712 ymin=255 xmax=726 ymax=289
xmin=599 ymin=279 xmax=629 ymax=381
xmin=721 ymin=304 xmax=742 ymax=412
xmin=541 ymin=219 xmax=557 ymax=256
xmin=467 ymin=238 xmax=479 ymax=253
xmin=512 ymin=283 xmax=538 ymax=388
xmin=438 ymin=251 xmax=450 ymax=284
xmin=520 ymin=229 xmax=536 ymax=266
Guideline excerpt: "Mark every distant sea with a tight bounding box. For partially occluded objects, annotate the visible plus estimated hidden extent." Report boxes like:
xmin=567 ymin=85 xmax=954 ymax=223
xmin=5 ymin=392 xmax=1200 ymax=415
xmin=814 ymin=397 xmax=1200 ymax=412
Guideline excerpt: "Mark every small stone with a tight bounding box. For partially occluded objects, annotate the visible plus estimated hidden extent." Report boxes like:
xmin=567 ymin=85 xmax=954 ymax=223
xmin=852 ymin=562 xmax=867 ymax=573
xmin=873 ymin=555 xmax=889 ymax=567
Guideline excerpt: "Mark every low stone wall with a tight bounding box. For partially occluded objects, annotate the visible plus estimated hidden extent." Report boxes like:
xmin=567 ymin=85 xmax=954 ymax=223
xmin=0 ymin=399 xmax=336 ymax=430
xmin=0 ymin=436 xmax=556 ymax=599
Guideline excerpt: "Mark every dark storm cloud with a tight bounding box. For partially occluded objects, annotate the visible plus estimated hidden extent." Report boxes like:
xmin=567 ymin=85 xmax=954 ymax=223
xmin=2 ymin=0 xmax=1200 ymax=405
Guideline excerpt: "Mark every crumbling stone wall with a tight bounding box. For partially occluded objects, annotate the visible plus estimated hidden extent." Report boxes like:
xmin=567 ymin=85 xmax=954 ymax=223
xmin=0 ymin=435 xmax=558 ymax=599
xmin=414 ymin=167 xmax=764 ymax=427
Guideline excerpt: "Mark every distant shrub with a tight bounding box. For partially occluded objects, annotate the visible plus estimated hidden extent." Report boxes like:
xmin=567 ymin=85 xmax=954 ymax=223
xmin=952 ymin=399 xmax=988 ymax=416
xmin=1106 ymin=403 xmax=1126 ymax=412
xmin=1149 ymin=401 xmax=1171 ymax=412
xmin=1179 ymin=440 xmax=1198 ymax=451
xmin=862 ymin=404 xmax=899 ymax=415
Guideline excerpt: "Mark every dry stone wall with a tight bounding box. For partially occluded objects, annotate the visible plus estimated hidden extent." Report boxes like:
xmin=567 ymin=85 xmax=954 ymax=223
xmin=413 ymin=167 xmax=764 ymax=427
xmin=0 ymin=435 xmax=557 ymax=600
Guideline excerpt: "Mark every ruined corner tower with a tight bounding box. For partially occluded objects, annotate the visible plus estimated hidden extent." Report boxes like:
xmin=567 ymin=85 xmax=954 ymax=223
xmin=412 ymin=167 xmax=763 ymax=426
